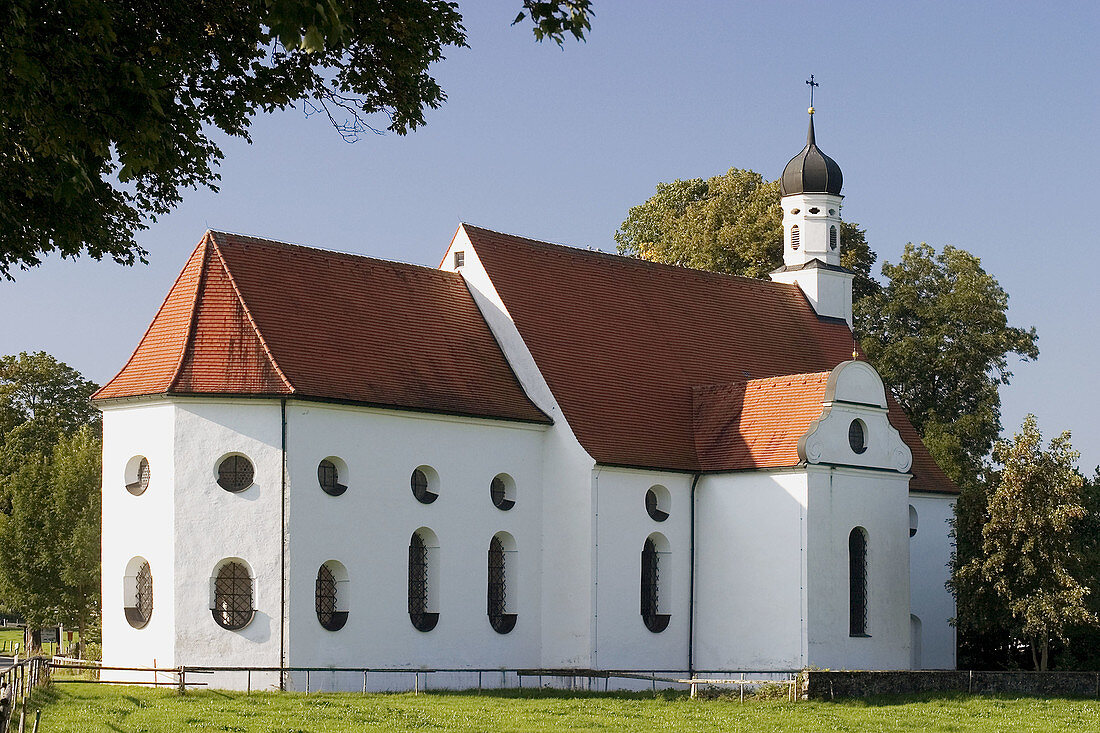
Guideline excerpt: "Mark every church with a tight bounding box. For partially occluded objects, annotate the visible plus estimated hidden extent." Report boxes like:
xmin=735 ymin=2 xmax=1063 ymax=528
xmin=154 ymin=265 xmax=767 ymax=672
xmin=93 ymin=110 xmax=957 ymax=690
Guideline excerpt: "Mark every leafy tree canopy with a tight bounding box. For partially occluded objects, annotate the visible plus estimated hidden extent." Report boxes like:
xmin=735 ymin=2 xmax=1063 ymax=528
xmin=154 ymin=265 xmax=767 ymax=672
xmin=0 ymin=0 xmax=593 ymax=279
xmin=953 ymin=415 xmax=1095 ymax=670
xmin=614 ymin=168 xmax=879 ymax=301
xmin=855 ymin=243 xmax=1038 ymax=487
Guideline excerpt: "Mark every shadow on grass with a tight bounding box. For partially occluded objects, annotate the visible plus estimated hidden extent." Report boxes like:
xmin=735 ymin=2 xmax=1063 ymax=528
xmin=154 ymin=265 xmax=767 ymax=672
xmin=420 ymin=687 xmax=686 ymax=701
xmin=820 ymin=691 xmax=1100 ymax=707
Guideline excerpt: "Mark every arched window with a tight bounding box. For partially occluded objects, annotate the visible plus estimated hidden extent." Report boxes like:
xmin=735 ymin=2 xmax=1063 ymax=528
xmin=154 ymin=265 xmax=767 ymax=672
xmin=640 ymin=534 xmax=671 ymax=633
xmin=411 ymin=466 xmax=439 ymax=504
xmin=316 ymin=561 xmax=349 ymax=631
xmin=408 ymin=529 xmax=439 ymax=631
xmin=124 ymin=557 xmax=153 ymax=629
xmin=125 ymin=456 xmax=151 ymax=496
xmin=849 ymin=528 xmax=868 ymax=636
xmin=487 ymin=533 xmax=517 ymax=633
xmin=318 ymin=458 xmax=348 ymax=496
xmin=217 ymin=455 xmax=254 ymax=493
xmin=790 ymin=225 xmax=800 ymax=250
xmin=830 ymin=225 xmax=838 ymax=250
xmin=490 ymin=474 xmax=515 ymax=510
xmin=212 ymin=560 xmax=254 ymax=630
xmin=909 ymin=505 xmax=919 ymax=538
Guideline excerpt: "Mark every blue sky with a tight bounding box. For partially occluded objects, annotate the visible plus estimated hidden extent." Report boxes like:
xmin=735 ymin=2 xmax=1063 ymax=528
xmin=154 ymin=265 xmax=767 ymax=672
xmin=2 ymin=1 xmax=1097 ymax=471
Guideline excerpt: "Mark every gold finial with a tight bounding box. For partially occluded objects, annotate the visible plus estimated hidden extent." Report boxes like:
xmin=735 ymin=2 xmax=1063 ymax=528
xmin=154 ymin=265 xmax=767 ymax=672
xmin=808 ymin=106 xmax=815 ymax=115
xmin=852 ymin=350 xmax=859 ymax=360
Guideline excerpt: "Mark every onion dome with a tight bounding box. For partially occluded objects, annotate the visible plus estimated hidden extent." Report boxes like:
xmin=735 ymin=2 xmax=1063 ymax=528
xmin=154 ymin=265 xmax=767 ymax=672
xmin=780 ymin=112 xmax=843 ymax=196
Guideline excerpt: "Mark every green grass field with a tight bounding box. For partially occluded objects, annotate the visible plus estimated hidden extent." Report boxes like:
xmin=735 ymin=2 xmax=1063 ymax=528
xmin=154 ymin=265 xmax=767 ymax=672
xmin=21 ymin=684 xmax=1100 ymax=733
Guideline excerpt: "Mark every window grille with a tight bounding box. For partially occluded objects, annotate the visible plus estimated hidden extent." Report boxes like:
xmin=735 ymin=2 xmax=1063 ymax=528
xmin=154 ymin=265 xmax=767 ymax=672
xmin=212 ymin=561 xmax=254 ymax=630
xmin=411 ymin=468 xmax=438 ymax=504
xmin=318 ymin=460 xmax=348 ymax=496
xmin=316 ymin=563 xmax=348 ymax=631
xmin=640 ymin=538 xmax=670 ymax=633
xmin=645 ymin=489 xmax=669 ymax=522
xmin=125 ymin=560 xmax=153 ymax=628
xmin=830 ymin=225 xmax=838 ymax=250
xmin=849 ymin=529 xmax=868 ymax=636
xmin=408 ymin=533 xmax=438 ymax=631
xmin=454 ymin=251 xmax=465 ymax=268
xmin=126 ymin=457 xmax=151 ymax=496
xmin=487 ymin=536 xmax=517 ymax=634
xmin=790 ymin=225 xmax=800 ymax=250
xmin=217 ymin=455 xmax=254 ymax=492
xmin=490 ymin=476 xmax=514 ymax=511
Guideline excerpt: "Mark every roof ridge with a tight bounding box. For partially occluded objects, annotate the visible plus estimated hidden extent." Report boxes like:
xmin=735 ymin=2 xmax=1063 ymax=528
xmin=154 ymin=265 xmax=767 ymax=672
xmin=206 ymin=234 xmax=295 ymax=394
xmin=460 ymin=223 xmax=790 ymax=289
xmin=91 ymin=238 xmax=207 ymax=399
xmin=693 ymin=370 xmax=833 ymax=393
xmin=166 ymin=235 xmax=212 ymax=392
xmin=207 ymin=230 xmax=461 ymax=279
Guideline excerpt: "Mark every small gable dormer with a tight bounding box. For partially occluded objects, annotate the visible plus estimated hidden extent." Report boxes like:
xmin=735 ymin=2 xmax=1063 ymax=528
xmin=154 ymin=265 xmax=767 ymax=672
xmin=798 ymin=360 xmax=912 ymax=473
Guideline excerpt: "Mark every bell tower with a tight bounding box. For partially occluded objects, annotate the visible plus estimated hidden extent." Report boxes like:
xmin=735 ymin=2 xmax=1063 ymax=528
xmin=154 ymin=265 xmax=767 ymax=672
xmin=770 ymin=83 xmax=854 ymax=327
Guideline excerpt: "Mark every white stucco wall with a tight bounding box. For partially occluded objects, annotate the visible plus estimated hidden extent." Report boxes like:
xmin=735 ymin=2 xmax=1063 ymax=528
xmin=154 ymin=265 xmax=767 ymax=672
xmin=100 ymin=403 xmax=178 ymax=677
xmin=693 ymin=470 xmax=808 ymax=671
xmin=283 ymin=401 xmax=547 ymax=676
xmin=805 ymin=465 xmax=911 ymax=670
xmin=443 ymin=227 xmax=602 ymax=668
xmin=171 ymin=400 xmax=285 ymax=677
xmin=908 ymin=492 xmax=956 ymax=669
xmin=589 ymin=467 xmax=691 ymax=671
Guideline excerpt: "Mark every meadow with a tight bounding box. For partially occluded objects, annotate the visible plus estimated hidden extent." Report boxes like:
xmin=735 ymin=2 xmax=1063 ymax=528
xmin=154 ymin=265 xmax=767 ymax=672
xmin=21 ymin=684 xmax=1100 ymax=733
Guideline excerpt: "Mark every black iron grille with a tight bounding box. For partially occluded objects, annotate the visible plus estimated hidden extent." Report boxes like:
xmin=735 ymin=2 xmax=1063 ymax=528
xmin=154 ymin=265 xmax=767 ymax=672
xmin=487 ymin=536 xmax=516 ymax=633
xmin=136 ymin=561 xmax=153 ymax=621
xmin=213 ymin=561 xmax=254 ymax=630
xmin=641 ymin=538 xmax=669 ymax=632
xmin=408 ymin=533 xmax=437 ymax=631
xmin=315 ymin=564 xmax=347 ymax=630
xmin=217 ymin=455 xmax=254 ymax=492
xmin=849 ymin=529 xmax=868 ymax=636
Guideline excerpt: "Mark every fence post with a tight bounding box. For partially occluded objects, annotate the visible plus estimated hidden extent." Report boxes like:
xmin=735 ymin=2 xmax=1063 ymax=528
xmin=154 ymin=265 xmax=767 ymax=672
xmin=362 ymin=670 xmax=367 ymax=695
xmin=29 ymin=711 xmax=38 ymax=733
xmin=177 ymin=667 xmax=185 ymax=695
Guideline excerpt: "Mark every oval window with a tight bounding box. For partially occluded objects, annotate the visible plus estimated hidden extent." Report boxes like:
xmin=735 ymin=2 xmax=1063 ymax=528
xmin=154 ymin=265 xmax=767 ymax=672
xmin=849 ymin=420 xmax=868 ymax=455
xmin=411 ymin=466 xmax=439 ymax=504
xmin=125 ymin=456 xmax=151 ymax=496
xmin=490 ymin=474 xmax=515 ymax=510
xmin=318 ymin=458 xmax=348 ymax=496
xmin=124 ymin=557 xmax=153 ymax=629
xmin=645 ymin=486 xmax=670 ymax=522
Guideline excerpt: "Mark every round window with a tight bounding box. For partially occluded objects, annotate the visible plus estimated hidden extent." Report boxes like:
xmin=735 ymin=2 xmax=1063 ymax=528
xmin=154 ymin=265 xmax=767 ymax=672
xmin=848 ymin=420 xmax=868 ymax=455
xmin=318 ymin=458 xmax=348 ymax=496
xmin=217 ymin=455 xmax=254 ymax=493
xmin=411 ymin=467 xmax=438 ymax=504
xmin=645 ymin=486 xmax=670 ymax=522
xmin=490 ymin=474 xmax=515 ymax=510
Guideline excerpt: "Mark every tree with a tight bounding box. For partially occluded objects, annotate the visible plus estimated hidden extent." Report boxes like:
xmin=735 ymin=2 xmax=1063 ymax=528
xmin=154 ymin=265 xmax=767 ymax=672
xmin=0 ymin=352 xmax=100 ymax=513
xmin=0 ymin=0 xmax=593 ymax=279
xmin=614 ymin=168 xmax=879 ymax=301
xmin=855 ymin=244 xmax=1039 ymax=488
xmin=0 ymin=427 xmax=102 ymax=654
xmin=953 ymin=415 xmax=1096 ymax=670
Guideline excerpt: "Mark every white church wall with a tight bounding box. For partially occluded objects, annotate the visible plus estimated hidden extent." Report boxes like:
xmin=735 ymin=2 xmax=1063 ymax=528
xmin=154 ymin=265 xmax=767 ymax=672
xmin=283 ymin=401 xmax=547 ymax=681
xmin=693 ymin=470 xmax=808 ymax=671
xmin=908 ymin=492 xmax=956 ymax=669
xmin=805 ymin=465 xmax=910 ymax=670
xmin=443 ymin=227 xmax=603 ymax=669
xmin=589 ymin=467 xmax=691 ymax=671
xmin=171 ymin=400 xmax=285 ymax=683
xmin=100 ymin=403 xmax=178 ymax=678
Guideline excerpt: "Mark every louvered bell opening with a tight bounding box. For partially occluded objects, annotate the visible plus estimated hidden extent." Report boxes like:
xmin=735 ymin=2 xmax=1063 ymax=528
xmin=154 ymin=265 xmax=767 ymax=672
xmin=790 ymin=225 xmax=800 ymax=251
xmin=830 ymin=225 xmax=838 ymax=250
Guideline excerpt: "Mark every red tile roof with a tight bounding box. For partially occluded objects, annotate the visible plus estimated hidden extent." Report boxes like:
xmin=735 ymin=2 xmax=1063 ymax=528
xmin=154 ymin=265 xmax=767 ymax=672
xmin=693 ymin=373 xmax=831 ymax=472
xmin=463 ymin=225 xmax=954 ymax=493
xmin=94 ymin=232 xmax=550 ymax=425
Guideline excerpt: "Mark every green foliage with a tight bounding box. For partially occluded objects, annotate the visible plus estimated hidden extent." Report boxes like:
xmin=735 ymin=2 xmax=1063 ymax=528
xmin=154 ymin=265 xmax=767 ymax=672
xmin=855 ymin=243 xmax=1038 ymax=488
xmin=27 ymin=685 xmax=1100 ymax=732
xmin=614 ymin=168 xmax=878 ymax=298
xmin=0 ymin=1 xmax=591 ymax=280
xmin=953 ymin=416 xmax=1096 ymax=670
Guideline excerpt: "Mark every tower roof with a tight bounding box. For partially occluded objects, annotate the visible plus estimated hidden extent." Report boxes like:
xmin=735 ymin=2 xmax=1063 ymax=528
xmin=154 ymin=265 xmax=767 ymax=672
xmin=780 ymin=114 xmax=843 ymax=196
